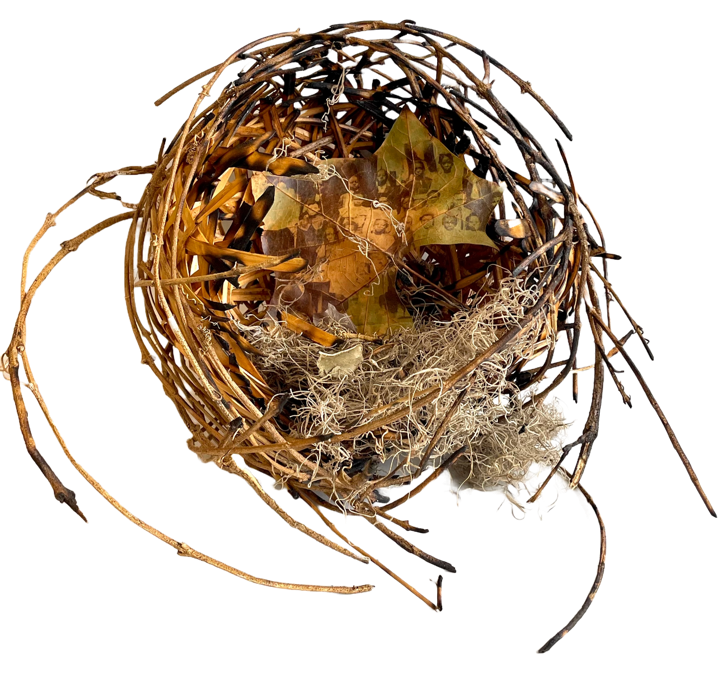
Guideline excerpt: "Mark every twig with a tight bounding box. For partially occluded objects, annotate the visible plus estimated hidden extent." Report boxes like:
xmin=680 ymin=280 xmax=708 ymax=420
xmin=381 ymin=447 xmax=466 ymax=513
xmin=372 ymin=521 xmax=456 ymax=573
xmin=6 ymin=211 xmax=135 ymax=517
xmin=296 ymin=490 xmax=438 ymax=610
xmin=589 ymin=309 xmax=716 ymax=517
xmin=537 ymin=468 xmax=606 ymax=652
xmin=218 ymin=457 xmax=368 ymax=563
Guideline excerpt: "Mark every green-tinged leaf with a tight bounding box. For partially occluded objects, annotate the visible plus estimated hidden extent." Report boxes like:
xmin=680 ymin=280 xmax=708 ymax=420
xmin=253 ymin=107 xmax=503 ymax=335
xmin=375 ymin=107 xmax=501 ymax=248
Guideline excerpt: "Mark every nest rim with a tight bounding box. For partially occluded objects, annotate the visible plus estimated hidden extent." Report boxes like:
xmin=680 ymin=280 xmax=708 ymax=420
xmin=125 ymin=21 xmax=586 ymax=512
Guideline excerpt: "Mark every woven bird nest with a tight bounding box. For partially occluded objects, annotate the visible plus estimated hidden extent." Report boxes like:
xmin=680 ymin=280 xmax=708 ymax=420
xmin=5 ymin=20 xmax=714 ymax=653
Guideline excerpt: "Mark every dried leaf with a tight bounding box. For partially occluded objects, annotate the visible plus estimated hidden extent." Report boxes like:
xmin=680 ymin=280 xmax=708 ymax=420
xmin=228 ymin=185 xmax=275 ymax=251
xmin=317 ymin=345 xmax=364 ymax=378
xmin=374 ymin=107 xmax=501 ymax=249
xmin=215 ymin=131 xmax=274 ymax=166
xmin=280 ymin=311 xmax=340 ymax=347
xmin=241 ymin=151 xmax=319 ymax=176
xmin=494 ymin=218 xmax=531 ymax=240
xmin=253 ymin=107 xmax=503 ymax=335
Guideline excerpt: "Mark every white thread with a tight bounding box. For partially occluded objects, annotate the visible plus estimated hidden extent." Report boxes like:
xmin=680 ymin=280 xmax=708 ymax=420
xmin=265 ymin=136 xmax=291 ymax=171
xmin=321 ymin=66 xmax=347 ymax=132
xmin=315 ymin=162 xmax=407 ymax=251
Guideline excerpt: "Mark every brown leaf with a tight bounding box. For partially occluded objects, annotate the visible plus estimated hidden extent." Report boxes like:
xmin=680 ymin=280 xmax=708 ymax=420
xmin=494 ymin=218 xmax=531 ymax=240
xmin=239 ymin=151 xmax=318 ymax=176
xmin=280 ymin=311 xmax=340 ymax=347
xmin=216 ymin=131 xmax=274 ymax=168
xmin=228 ymin=185 xmax=275 ymax=251
xmin=254 ymin=108 xmax=503 ymax=335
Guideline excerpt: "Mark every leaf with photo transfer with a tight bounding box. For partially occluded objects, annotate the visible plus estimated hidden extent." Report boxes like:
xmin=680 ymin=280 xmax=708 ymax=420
xmin=252 ymin=107 xmax=502 ymax=336
xmin=374 ymin=107 xmax=502 ymax=249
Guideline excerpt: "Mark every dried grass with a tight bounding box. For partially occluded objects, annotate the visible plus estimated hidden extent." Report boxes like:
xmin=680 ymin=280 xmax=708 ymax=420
xmin=239 ymin=277 xmax=564 ymax=500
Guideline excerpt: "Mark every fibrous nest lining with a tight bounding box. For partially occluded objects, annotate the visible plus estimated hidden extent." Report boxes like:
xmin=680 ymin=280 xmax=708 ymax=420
xmin=241 ymin=277 xmax=564 ymax=498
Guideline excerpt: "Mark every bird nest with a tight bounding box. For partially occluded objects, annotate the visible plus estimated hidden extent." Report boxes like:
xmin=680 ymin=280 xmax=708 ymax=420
xmin=5 ymin=20 xmax=714 ymax=653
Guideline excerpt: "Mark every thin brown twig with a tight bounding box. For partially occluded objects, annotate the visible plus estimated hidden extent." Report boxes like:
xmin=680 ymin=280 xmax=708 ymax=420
xmin=6 ymin=211 xmax=136 ymax=517
xmin=589 ymin=309 xmax=716 ymax=517
xmin=372 ymin=521 xmax=456 ymax=573
xmin=537 ymin=467 xmax=606 ymax=652
xmin=296 ymin=489 xmax=438 ymax=610
xmin=381 ymin=447 xmax=466 ymax=513
xmin=372 ymin=508 xmax=429 ymax=533
xmin=218 ymin=457 xmax=368 ymax=563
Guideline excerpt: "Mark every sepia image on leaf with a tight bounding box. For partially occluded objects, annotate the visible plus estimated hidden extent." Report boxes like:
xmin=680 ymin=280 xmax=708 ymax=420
xmin=252 ymin=108 xmax=503 ymax=335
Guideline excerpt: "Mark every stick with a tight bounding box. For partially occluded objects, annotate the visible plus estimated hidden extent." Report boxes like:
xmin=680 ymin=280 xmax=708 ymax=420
xmin=537 ymin=468 xmax=606 ymax=652
xmin=589 ymin=310 xmax=716 ymax=517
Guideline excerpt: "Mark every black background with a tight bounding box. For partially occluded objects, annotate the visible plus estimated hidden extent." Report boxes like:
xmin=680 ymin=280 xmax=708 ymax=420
xmin=0 ymin=18 xmax=720 ymax=655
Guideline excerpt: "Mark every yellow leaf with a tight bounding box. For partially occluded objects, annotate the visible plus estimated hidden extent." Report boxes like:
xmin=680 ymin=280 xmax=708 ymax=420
xmin=254 ymin=108 xmax=503 ymax=335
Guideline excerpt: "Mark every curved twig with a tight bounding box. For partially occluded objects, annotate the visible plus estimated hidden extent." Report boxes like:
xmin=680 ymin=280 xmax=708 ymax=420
xmin=537 ymin=467 xmax=606 ymax=652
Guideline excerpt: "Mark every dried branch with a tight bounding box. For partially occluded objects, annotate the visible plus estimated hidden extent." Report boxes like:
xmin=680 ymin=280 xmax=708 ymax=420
xmin=537 ymin=468 xmax=606 ymax=652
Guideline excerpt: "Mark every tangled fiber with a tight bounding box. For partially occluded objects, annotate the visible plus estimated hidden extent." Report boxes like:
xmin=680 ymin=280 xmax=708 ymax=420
xmin=239 ymin=277 xmax=563 ymax=497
